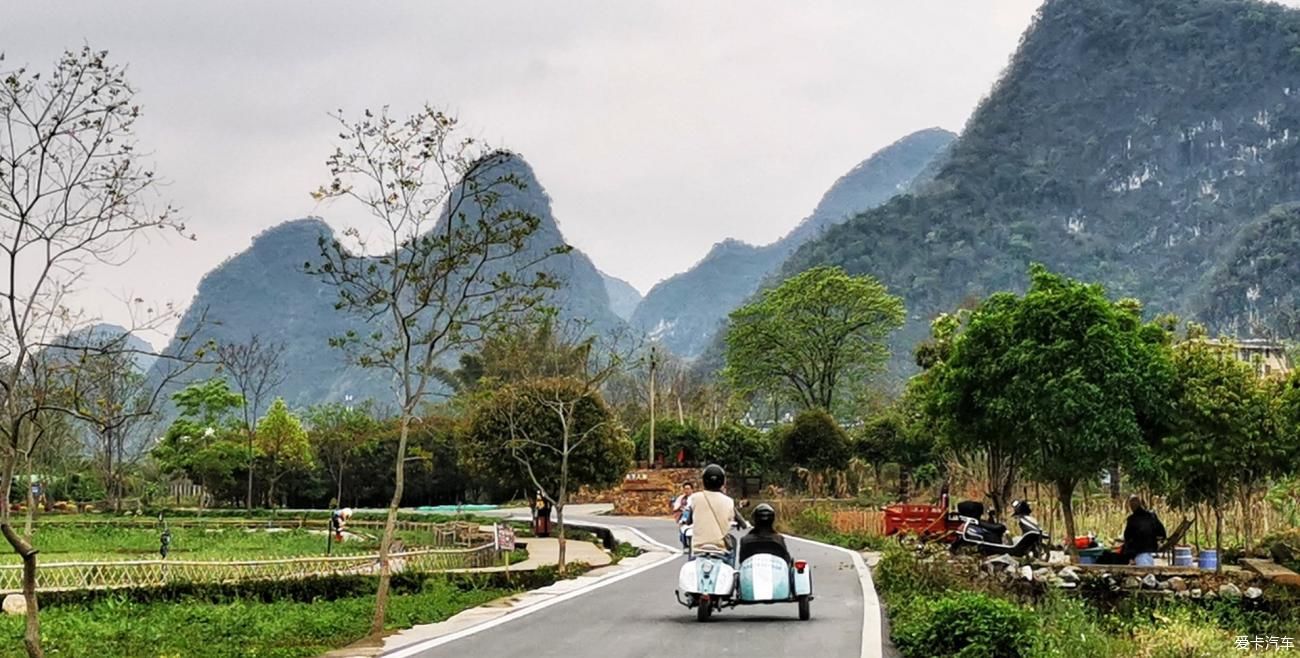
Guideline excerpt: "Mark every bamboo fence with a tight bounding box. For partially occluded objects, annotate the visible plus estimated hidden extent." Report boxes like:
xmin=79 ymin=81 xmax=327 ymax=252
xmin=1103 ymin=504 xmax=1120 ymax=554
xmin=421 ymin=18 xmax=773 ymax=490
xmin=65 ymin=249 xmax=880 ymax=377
xmin=0 ymin=520 xmax=495 ymax=594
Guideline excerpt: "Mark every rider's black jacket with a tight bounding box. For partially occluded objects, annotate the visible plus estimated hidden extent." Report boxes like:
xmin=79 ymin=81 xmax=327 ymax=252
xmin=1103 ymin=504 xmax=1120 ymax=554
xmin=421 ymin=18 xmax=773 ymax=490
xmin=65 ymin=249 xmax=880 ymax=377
xmin=739 ymin=527 xmax=791 ymax=564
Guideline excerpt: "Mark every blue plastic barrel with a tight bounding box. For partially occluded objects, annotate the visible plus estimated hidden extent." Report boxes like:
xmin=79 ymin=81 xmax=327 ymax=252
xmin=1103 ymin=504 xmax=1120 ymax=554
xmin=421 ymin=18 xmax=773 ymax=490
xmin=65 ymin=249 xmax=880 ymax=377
xmin=1173 ymin=546 xmax=1194 ymax=567
xmin=1199 ymin=549 xmax=1218 ymax=570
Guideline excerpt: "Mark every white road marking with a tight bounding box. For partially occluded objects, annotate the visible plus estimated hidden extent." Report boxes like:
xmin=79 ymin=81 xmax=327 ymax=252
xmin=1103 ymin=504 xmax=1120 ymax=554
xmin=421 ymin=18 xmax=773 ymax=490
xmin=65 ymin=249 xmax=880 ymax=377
xmin=383 ymin=524 xmax=680 ymax=658
xmin=786 ymin=536 xmax=883 ymax=658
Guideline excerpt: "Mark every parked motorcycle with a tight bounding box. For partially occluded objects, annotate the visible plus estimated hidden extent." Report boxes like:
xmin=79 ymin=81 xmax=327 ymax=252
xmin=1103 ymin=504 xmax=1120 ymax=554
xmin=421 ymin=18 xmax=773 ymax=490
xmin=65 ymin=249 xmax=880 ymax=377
xmin=950 ymin=499 xmax=1048 ymax=559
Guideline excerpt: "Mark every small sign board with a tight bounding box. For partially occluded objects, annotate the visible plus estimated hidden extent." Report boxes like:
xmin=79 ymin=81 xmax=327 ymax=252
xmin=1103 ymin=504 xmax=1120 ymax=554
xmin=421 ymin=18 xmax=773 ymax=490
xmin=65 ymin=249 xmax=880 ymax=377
xmin=494 ymin=523 xmax=516 ymax=552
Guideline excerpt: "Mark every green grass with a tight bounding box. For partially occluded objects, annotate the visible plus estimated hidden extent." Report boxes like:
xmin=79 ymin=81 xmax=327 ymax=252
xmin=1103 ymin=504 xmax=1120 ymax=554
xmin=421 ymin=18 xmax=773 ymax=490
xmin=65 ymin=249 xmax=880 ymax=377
xmin=0 ymin=579 xmax=512 ymax=658
xmin=7 ymin=524 xmax=439 ymax=563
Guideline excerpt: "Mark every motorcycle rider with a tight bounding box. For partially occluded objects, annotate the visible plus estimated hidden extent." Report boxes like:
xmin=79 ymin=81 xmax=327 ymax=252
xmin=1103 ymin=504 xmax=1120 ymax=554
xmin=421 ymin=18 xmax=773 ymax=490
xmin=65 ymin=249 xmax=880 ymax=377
xmin=683 ymin=464 xmax=747 ymax=557
xmin=739 ymin=503 xmax=791 ymax=564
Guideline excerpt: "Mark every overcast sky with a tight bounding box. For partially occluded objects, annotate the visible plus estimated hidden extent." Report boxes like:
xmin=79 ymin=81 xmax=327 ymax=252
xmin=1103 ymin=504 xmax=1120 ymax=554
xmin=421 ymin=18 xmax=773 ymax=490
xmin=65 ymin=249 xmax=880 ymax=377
xmin=3 ymin=0 xmax=1220 ymax=342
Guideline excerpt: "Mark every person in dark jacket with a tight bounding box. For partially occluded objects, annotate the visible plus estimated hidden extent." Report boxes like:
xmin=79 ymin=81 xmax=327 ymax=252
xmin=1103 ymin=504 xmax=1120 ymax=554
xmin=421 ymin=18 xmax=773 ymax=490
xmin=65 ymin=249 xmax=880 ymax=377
xmin=1122 ymin=495 xmax=1166 ymax=566
xmin=739 ymin=504 xmax=791 ymax=564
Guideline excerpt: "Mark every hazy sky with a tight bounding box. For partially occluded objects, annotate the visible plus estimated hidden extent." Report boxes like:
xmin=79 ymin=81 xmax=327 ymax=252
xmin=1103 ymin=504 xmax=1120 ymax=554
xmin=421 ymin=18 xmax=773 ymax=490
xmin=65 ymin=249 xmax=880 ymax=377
xmin=1 ymin=1 xmax=1159 ymax=341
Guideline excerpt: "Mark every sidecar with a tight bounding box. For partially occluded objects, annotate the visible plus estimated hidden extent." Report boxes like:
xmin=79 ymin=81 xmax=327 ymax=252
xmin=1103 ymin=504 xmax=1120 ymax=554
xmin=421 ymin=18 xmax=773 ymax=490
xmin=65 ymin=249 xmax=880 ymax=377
xmin=675 ymin=550 xmax=813 ymax=621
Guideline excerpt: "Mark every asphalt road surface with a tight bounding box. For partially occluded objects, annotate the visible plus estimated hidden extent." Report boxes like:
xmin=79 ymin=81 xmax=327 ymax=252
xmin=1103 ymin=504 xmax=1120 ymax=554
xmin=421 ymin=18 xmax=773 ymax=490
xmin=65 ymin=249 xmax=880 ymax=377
xmin=401 ymin=514 xmax=872 ymax=658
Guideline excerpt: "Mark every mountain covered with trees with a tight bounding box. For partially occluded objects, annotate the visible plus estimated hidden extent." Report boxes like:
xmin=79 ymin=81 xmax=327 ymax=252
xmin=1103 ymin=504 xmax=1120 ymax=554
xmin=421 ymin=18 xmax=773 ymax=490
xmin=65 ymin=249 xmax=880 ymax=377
xmin=630 ymin=127 xmax=956 ymax=358
xmin=783 ymin=0 xmax=1300 ymax=369
xmin=1198 ymin=203 xmax=1300 ymax=338
xmin=152 ymin=155 xmax=628 ymax=407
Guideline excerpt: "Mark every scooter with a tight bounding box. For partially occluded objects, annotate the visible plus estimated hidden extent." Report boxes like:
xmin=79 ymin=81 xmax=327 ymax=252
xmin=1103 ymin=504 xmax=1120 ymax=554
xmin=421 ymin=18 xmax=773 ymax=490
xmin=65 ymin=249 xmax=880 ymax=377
xmin=679 ymin=511 xmax=693 ymax=556
xmin=675 ymin=532 xmax=813 ymax=622
xmin=950 ymin=499 xmax=1048 ymax=559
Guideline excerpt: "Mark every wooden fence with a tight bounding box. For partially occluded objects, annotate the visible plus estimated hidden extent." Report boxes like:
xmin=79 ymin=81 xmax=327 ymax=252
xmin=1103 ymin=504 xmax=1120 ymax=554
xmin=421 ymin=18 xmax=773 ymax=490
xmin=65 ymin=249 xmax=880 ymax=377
xmin=0 ymin=543 xmax=497 ymax=594
xmin=0 ymin=520 xmax=495 ymax=594
xmin=39 ymin=519 xmax=485 ymax=547
xmin=830 ymin=509 xmax=887 ymax=535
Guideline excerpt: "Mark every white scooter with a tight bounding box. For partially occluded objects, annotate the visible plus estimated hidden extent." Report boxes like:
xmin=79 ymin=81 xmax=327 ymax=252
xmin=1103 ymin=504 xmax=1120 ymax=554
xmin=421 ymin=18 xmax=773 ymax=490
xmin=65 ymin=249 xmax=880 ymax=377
xmin=674 ymin=523 xmax=813 ymax=621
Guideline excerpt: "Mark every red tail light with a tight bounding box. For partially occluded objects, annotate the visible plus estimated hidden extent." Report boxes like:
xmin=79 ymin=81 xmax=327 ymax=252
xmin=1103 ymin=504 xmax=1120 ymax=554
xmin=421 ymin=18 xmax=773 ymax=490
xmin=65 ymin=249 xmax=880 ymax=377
xmin=794 ymin=560 xmax=807 ymax=573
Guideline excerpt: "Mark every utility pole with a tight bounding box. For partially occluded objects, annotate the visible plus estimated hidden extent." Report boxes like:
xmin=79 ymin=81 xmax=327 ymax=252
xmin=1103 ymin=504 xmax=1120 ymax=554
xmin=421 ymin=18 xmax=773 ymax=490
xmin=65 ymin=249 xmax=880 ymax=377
xmin=648 ymin=345 xmax=657 ymax=467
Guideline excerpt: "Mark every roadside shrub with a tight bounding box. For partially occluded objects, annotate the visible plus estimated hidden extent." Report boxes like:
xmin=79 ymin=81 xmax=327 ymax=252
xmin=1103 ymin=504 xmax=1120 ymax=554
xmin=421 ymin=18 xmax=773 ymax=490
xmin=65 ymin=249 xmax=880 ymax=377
xmin=892 ymin=591 xmax=1035 ymax=658
xmin=874 ymin=544 xmax=962 ymax=600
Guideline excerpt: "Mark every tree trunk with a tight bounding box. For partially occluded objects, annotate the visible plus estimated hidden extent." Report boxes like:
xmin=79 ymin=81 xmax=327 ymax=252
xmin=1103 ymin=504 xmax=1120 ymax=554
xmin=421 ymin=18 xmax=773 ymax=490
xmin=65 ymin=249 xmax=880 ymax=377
xmin=898 ymin=468 xmax=912 ymax=502
xmin=556 ymin=503 xmax=566 ymax=570
xmin=557 ymin=443 xmax=570 ymax=569
xmin=1057 ymin=481 xmax=1079 ymax=563
xmin=246 ymin=431 xmax=255 ymax=511
xmin=1 ymin=459 xmax=43 ymax=658
xmin=1240 ymin=486 xmax=1253 ymax=554
xmin=336 ymin=466 xmax=345 ymax=509
xmin=370 ymin=411 xmax=411 ymax=635
xmin=1108 ymin=465 xmax=1121 ymax=500
xmin=1214 ymin=490 xmax=1224 ymax=574
xmin=24 ymin=455 xmax=35 ymax=540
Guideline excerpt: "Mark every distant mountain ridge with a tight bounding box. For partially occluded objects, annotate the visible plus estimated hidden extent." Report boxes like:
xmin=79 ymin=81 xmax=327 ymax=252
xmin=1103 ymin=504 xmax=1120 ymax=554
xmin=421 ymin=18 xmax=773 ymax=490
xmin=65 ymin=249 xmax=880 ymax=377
xmin=782 ymin=0 xmax=1300 ymax=373
xmin=599 ymin=272 xmax=642 ymax=321
xmin=630 ymin=127 xmax=956 ymax=358
xmin=151 ymin=153 xmax=628 ymax=408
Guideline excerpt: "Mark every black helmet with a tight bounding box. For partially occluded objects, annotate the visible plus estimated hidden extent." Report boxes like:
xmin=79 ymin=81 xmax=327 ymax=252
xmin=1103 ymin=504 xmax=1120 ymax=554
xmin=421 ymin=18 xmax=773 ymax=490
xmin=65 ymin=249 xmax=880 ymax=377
xmin=702 ymin=464 xmax=726 ymax=491
xmin=752 ymin=503 xmax=776 ymax=529
xmin=1012 ymin=499 xmax=1031 ymax=516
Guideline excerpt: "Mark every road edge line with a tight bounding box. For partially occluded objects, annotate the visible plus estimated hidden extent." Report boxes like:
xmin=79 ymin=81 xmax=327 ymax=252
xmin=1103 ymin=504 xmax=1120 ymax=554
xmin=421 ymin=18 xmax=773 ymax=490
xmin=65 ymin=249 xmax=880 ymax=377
xmin=786 ymin=536 xmax=883 ymax=658
xmin=383 ymin=538 xmax=678 ymax=657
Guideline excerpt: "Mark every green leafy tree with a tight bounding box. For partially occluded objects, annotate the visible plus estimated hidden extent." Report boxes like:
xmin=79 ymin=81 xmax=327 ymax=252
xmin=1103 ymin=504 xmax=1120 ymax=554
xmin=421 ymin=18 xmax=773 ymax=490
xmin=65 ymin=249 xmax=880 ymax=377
xmin=306 ymin=401 xmax=380 ymax=506
xmin=632 ymin=419 xmax=707 ymax=465
xmin=777 ymin=409 xmax=852 ymax=474
xmin=699 ymin=423 xmax=772 ymax=480
xmin=435 ymin=314 xmax=592 ymax=394
xmin=928 ymin=267 xmax=1172 ymax=556
xmin=861 ymin=386 xmax=939 ymax=500
xmin=465 ymin=377 xmax=632 ymax=567
xmin=724 ymin=266 xmax=904 ymax=411
xmin=152 ymin=379 xmax=246 ymax=507
xmin=1152 ymin=336 xmax=1291 ymax=564
xmin=255 ymin=398 xmax=312 ymax=507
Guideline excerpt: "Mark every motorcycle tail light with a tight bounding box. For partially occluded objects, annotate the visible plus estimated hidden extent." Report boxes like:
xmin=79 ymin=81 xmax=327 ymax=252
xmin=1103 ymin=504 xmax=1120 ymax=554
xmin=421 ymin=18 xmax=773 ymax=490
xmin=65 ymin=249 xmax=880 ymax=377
xmin=794 ymin=560 xmax=807 ymax=573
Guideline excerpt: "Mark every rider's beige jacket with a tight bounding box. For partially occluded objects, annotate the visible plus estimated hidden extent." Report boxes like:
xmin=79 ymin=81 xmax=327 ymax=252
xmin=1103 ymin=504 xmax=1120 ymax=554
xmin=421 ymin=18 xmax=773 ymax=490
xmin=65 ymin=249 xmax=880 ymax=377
xmin=687 ymin=491 xmax=736 ymax=552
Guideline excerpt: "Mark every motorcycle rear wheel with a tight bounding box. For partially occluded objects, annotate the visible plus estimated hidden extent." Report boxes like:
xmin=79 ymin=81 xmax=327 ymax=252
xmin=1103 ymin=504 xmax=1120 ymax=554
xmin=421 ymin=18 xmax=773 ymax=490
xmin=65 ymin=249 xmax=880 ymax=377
xmin=797 ymin=595 xmax=811 ymax=621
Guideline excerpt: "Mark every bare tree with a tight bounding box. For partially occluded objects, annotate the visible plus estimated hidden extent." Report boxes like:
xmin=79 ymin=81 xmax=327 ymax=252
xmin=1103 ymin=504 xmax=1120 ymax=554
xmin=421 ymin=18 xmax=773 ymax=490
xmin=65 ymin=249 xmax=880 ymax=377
xmin=60 ymin=326 xmax=208 ymax=512
xmin=0 ymin=47 xmax=187 ymax=657
xmin=309 ymin=106 xmax=563 ymax=633
xmin=214 ymin=335 xmax=286 ymax=509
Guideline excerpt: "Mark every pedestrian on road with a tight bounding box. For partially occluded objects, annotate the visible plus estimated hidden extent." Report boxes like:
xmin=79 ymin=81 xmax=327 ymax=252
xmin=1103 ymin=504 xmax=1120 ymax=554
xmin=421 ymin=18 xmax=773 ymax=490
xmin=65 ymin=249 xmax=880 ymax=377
xmin=672 ymin=483 xmax=693 ymax=521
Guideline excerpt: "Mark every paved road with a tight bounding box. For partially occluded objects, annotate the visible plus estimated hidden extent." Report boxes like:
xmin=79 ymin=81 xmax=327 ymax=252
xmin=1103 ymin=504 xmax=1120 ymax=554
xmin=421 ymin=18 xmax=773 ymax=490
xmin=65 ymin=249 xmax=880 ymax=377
xmin=400 ymin=513 xmax=869 ymax=658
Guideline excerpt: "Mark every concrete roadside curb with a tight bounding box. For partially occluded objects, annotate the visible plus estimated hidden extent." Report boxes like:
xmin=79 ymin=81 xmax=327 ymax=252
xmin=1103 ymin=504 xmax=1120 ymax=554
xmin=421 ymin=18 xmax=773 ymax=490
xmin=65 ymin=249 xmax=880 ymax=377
xmin=786 ymin=536 xmax=884 ymax=658
xmin=373 ymin=522 xmax=679 ymax=658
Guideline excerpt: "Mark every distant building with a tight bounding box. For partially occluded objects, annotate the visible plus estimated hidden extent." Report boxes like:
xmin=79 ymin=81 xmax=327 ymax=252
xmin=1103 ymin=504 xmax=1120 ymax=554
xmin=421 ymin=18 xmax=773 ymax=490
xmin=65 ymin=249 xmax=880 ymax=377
xmin=1194 ymin=338 xmax=1292 ymax=378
